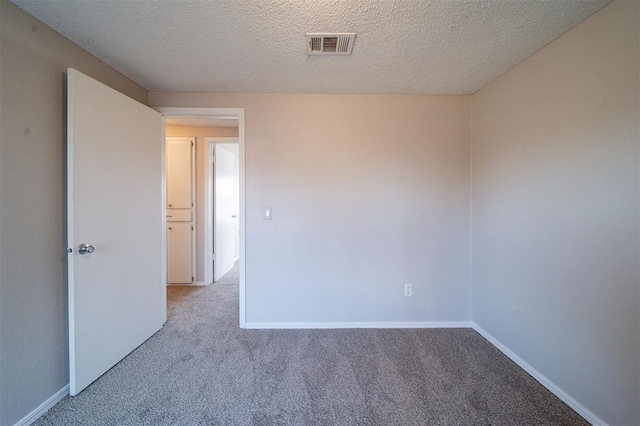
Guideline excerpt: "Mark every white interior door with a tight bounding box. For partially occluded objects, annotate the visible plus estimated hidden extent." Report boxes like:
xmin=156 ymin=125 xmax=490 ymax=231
xmin=67 ymin=69 xmax=165 ymax=395
xmin=214 ymin=145 xmax=236 ymax=280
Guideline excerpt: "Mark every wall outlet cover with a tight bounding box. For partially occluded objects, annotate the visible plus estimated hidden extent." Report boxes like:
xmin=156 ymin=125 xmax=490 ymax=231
xmin=404 ymin=284 xmax=412 ymax=296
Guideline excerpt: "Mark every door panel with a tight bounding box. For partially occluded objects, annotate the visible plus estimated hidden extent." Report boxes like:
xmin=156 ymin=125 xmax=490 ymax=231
xmin=167 ymin=223 xmax=193 ymax=283
xmin=67 ymin=69 xmax=165 ymax=395
xmin=214 ymin=145 xmax=236 ymax=280
xmin=166 ymin=138 xmax=193 ymax=209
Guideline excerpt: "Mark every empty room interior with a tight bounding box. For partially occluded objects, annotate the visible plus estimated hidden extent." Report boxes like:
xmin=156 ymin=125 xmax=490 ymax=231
xmin=0 ymin=0 xmax=638 ymax=425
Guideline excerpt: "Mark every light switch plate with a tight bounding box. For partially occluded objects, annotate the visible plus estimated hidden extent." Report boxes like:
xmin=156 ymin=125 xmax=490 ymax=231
xmin=263 ymin=206 xmax=272 ymax=220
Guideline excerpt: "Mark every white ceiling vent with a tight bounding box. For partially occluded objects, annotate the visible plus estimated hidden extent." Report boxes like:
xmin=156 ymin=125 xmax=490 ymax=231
xmin=306 ymin=33 xmax=355 ymax=56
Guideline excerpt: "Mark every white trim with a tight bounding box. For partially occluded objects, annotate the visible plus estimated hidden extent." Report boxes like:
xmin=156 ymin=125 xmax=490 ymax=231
xmin=159 ymin=121 xmax=167 ymax=321
xmin=14 ymin=384 xmax=69 ymax=426
xmin=469 ymin=97 xmax=474 ymax=320
xmin=203 ymin=137 xmax=239 ymax=285
xmin=244 ymin=321 xmax=473 ymax=329
xmin=155 ymin=107 xmax=246 ymax=328
xmin=155 ymin=107 xmax=241 ymax=118
xmin=238 ymin=110 xmax=246 ymax=328
xmin=66 ymin=69 xmax=77 ymax=395
xmin=471 ymin=323 xmax=606 ymax=426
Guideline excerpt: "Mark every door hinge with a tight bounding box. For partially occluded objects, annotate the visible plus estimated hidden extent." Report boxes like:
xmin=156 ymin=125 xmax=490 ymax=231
xmin=191 ymin=225 xmax=194 ymax=231
xmin=191 ymin=276 xmax=194 ymax=282
xmin=212 ymin=253 xmax=216 ymax=260
xmin=191 ymin=142 xmax=194 ymax=147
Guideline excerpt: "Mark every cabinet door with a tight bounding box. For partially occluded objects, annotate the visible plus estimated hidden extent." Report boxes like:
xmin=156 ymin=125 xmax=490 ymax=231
xmin=167 ymin=223 xmax=193 ymax=284
xmin=166 ymin=138 xmax=193 ymax=209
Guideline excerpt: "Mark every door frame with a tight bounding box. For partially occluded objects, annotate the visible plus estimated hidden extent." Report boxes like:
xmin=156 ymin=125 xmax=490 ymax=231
xmin=204 ymin=138 xmax=239 ymax=285
xmin=154 ymin=107 xmax=246 ymax=328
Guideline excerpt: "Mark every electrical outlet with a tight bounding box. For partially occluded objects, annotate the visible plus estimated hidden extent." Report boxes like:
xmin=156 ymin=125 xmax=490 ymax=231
xmin=404 ymin=284 xmax=412 ymax=297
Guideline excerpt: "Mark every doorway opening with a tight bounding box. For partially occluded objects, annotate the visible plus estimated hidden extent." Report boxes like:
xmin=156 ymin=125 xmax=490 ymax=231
xmin=156 ymin=107 xmax=246 ymax=328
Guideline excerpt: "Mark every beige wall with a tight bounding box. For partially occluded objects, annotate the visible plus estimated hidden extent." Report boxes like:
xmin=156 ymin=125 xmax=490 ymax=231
xmin=166 ymin=125 xmax=239 ymax=282
xmin=153 ymin=92 xmax=473 ymax=325
xmin=4 ymin=0 xmax=637 ymax=424
xmin=0 ymin=1 xmax=148 ymax=424
xmin=471 ymin=1 xmax=639 ymax=424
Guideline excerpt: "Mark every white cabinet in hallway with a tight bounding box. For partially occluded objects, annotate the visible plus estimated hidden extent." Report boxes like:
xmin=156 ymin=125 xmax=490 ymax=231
xmin=166 ymin=137 xmax=195 ymax=284
xmin=166 ymin=137 xmax=193 ymax=209
xmin=166 ymin=222 xmax=193 ymax=283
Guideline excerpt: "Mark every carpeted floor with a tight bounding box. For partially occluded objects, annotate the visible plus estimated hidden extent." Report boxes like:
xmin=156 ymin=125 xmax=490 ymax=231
xmin=35 ymin=265 xmax=586 ymax=425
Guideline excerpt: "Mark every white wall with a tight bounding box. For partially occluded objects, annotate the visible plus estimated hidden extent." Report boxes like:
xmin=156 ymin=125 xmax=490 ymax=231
xmin=151 ymin=93 xmax=473 ymax=325
xmin=0 ymin=1 xmax=148 ymax=424
xmin=471 ymin=1 xmax=639 ymax=424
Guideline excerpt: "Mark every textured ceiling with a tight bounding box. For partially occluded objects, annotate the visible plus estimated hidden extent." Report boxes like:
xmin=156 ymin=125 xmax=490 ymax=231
xmin=12 ymin=0 xmax=611 ymax=94
xmin=165 ymin=117 xmax=239 ymax=128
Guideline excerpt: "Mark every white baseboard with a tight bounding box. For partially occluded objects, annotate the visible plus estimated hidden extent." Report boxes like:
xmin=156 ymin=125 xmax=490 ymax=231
xmin=471 ymin=323 xmax=606 ymax=426
xmin=14 ymin=384 xmax=69 ymax=426
xmin=243 ymin=321 xmax=472 ymax=329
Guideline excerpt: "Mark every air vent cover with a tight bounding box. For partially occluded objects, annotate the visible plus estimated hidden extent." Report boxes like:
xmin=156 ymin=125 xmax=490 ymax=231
xmin=306 ymin=33 xmax=356 ymax=56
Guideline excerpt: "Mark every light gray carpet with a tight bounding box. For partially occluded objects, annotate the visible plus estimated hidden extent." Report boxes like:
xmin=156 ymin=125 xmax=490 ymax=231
xmin=35 ymin=265 xmax=586 ymax=425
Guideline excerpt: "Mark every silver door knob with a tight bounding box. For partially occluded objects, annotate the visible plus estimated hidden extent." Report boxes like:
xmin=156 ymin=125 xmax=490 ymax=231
xmin=78 ymin=243 xmax=96 ymax=254
xmin=231 ymin=215 xmax=237 ymax=218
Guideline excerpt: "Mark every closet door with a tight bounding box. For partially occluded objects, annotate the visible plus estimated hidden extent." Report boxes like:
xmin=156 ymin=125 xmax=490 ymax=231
xmin=167 ymin=223 xmax=193 ymax=283
xmin=166 ymin=138 xmax=193 ymax=209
